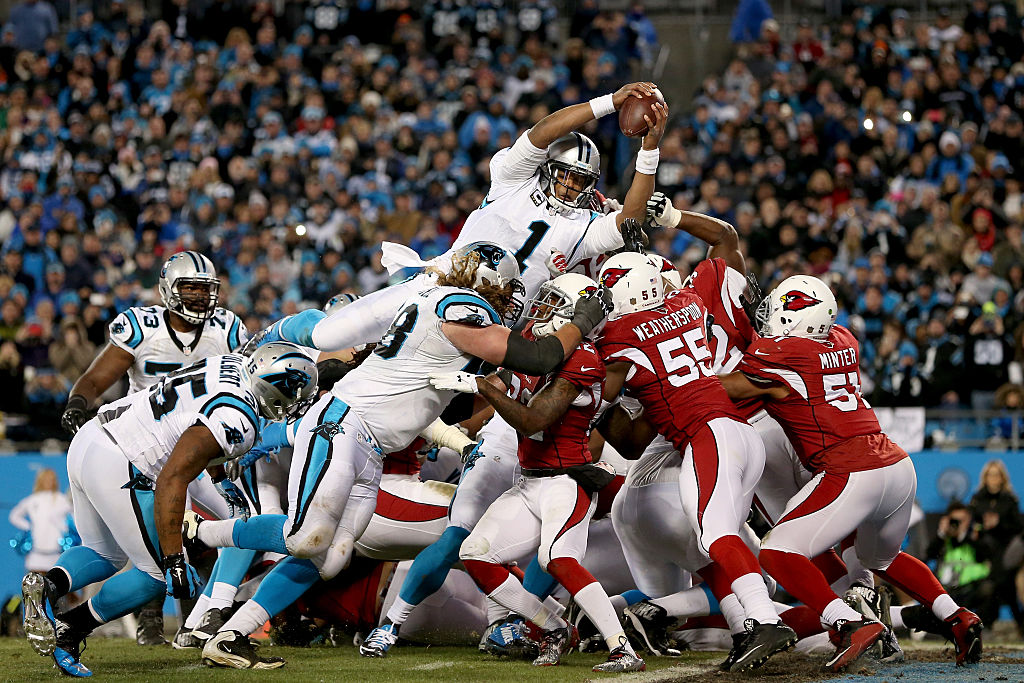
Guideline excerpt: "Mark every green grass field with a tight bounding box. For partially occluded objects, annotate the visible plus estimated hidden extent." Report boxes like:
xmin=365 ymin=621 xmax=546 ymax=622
xmin=0 ymin=638 xmax=722 ymax=683
xmin=4 ymin=636 xmax=1024 ymax=683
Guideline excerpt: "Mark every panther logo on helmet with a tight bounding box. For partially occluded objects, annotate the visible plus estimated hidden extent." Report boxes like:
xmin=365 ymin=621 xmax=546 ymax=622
xmin=601 ymin=268 xmax=631 ymax=288
xmin=780 ymin=291 xmax=822 ymax=312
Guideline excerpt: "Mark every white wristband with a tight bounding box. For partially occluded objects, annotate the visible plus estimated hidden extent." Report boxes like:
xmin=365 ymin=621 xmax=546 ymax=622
xmin=589 ymin=93 xmax=616 ymax=118
xmin=636 ymin=148 xmax=660 ymax=175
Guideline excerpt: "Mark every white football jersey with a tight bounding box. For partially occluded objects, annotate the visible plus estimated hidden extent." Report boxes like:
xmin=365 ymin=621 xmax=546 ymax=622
xmin=97 ymin=354 xmax=260 ymax=481
xmin=450 ymin=132 xmax=625 ymax=306
xmin=334 ymin=286 xmax=499 ymax=453
xmin=108 ymin=305 xmax=248 ymax=393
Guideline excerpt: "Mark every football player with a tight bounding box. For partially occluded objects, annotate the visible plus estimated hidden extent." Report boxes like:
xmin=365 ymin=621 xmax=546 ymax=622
xmin=58 ymin=251 xmax=249 ymax=644
xmin=721 ymin=275 xmax=983 ymax=670
xmin=431 ymin=273 xmax=645 ymax=672
xmin=185 ymin=243 xmax=611 ymax=669
xmin=645 ymin=192 xmax=813 ymax=531
xmin=61 ymin=251 xmax=246 ymax=434
xmin=277 ymin=82 xmax=669 ymax=355
xmin=644 ymin=197 xmax=888 ymax=650
xmin=595 ymin=253 xmax=797 ymax=671
xmin=176 ymin=295 xmax=366 ymax=649
xmin=20 ymin=344 xmax=317 ymax=677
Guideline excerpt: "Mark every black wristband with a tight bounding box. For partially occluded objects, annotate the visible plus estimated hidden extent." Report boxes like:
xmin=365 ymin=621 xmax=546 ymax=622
xmin=66 ymin=394 xmax=89 ymax=412
xmin=160 ymin=552 xmax=185 ymax=571
xmin=502 ymin=333 xmax=564 ymax=375
xmin=495 ymin=367 xmax=514 ymax=388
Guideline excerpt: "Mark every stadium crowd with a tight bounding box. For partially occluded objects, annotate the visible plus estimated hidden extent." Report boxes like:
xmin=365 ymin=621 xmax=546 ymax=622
xmin=0 ymin=0 xmax=1021 ymax=442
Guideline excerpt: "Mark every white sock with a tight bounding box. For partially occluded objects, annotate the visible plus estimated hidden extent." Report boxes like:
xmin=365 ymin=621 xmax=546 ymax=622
xmin=572 ymin=582 xmax=630 ymax=650
xmin=841 ymin=546 xmax=873 ymax=591
xmin=719 ymin=594 xmax=746 ymax=635
xmin=489 ymin=575 xmax=564 ymax=631
xmin=198 ymin=519 xmax=237 ymax=548
xmin=822 ymin=597 xmax=863 ymax=626
xmin=184 ymin=594 xmax=211 ymax=629
xmin=220 ymin=600 xmax=270 ymax=636
xmin=931 ymin=593 xmax=958 ymax=620
xmin=652 ymin=588 xmax=711 ymax=620
xmin=731 ymin=573 xmax=780 ymax=624
xmin=208 ymin=582 xmax=238 ymax=611
xmin=890 ymin=605 xmax=909 ymax=630
xmin=609 ymin=594 xmax=628 ymax=614
xmin=485 ymin=597 xmax=509 ymax=625
xmin=542 ymin=596 xmax=565 ymax=617
xmin=385 ymin=596 xmax=417 ymax=626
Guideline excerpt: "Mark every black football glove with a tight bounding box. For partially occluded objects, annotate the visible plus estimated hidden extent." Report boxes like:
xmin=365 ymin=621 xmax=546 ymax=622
xmin=571 ymin=286 xmax=614 ymax=337
xmin=161 ymin=552 xmax=203 ymax=599
xmin=61 ymin=394 xmax=89 ymax=437
xmin=619 ymin=217 xmax=649 ymax=254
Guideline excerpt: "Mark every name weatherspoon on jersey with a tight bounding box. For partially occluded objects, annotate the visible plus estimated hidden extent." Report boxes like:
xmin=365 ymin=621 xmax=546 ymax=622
xmin=631 ymin=302 xmax=703 ymax=342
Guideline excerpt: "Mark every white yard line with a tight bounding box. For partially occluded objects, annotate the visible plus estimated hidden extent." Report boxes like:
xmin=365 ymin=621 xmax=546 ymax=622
xmin=408 ymin=660 xmax=457 ymax=671
xmin=586 ymin=662 xmax=707 ymax=683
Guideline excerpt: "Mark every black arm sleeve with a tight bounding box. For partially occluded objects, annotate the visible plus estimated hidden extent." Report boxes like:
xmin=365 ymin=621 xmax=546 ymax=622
xmin=440 ymin=392 xmax=476 ymax=424
xmin=502 ymin=334 xmax=565 ymax=376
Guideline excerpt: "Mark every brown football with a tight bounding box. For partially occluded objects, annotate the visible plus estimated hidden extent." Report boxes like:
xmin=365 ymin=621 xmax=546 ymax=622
xmin=618 ymin=88 xmax=666 ymax=138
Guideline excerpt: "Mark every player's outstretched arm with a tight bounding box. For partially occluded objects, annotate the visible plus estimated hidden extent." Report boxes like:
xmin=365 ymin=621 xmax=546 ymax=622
xmin=647 ymin=192 xmax=744 ymax=274
xmin=154 ymin=425 xmax=224 ymax=557
xmin=718 ymin=371 xmax=790 ymax=400
xmin=614 ymin=100 xmax=670 ymax=230
xmin=62 ymin=344 xmax=136 ymax=435
xmin=477 ymin=376 xmax=579 ymax=436
xmin=527 ymin=82 xmax=658 ymax=150
xmin=442 ymin=287 xmax=611 ymax=375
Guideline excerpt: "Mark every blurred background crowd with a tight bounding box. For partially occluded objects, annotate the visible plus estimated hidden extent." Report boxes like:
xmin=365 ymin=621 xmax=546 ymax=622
xmin=0 ymin=0 xmax=1021 ymax=446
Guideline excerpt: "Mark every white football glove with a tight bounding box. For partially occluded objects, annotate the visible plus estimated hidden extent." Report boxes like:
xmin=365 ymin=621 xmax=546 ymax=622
xmin=646 ymin=191 xmax=682 ymax=228
xmin=429 ymin=371 xmax=481 ymax=394
xmin=546 ymin=248 xmax=568 ymax=277
xmin=594 ymin=190 xmax=622 ymax=214
xmin=601 ymin=195 xmax=623 ymax=214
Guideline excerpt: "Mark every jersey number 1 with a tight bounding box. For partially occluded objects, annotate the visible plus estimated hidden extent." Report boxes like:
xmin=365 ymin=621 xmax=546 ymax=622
xmin=513 ymin=220 xmax=551 ymax=271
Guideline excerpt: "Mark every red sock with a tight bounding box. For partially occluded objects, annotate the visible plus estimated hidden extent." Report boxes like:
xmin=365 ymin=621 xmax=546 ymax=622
xmin=680 ymin=615 xmax=729 ymax=630
xmin=780 ymin=605 xmax=826 ymax=639
xmin=876 ymin=552 xmax=946 ymax=607
xmin=546 ymin=557 xmax=597 ymax=595
xmin=463 ymin=559 xmax=511 ymax=594
xmin=697 ymin=562 xmax=734 ymax=601
xmin=811 ymin=549 xmax=848 ymax=585
xmin=760 ymin=548 xmax=839 ymax=615
xmin=707 ymin=535 xmax=761 ymax=584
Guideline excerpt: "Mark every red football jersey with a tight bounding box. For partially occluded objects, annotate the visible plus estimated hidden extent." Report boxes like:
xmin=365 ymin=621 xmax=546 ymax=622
xmin=739 ymin=325 xmax=907 ymax=474
xmin=686 ymin=258 xmax=763 ymax=419
xmin=301 ymin=558 xmax=393 ymax=630
xmin=513 ymin=341 xmax=605 ymax=470
xmin=598 ymin=288 xmax=741 ymax=452
xmin=383 ymin=437 xmax=424 ymax=476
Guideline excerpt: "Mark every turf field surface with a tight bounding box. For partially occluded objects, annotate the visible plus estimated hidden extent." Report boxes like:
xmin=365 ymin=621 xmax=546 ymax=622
xmin=2 ymin=637 xmax=1023 ymax=683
